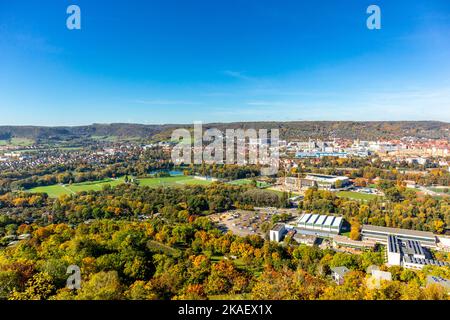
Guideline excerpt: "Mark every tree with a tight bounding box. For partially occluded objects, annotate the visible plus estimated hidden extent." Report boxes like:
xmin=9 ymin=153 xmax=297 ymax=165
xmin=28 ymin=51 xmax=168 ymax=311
xmin=384 ymin=187 xmax=403 ymax=202
xmin=10 ymin=272 xmax=55 ymax=300
xmin=77 ymin=271 xmax=123 ymax=300
xmin=0 ymin=271 xmax=19 ymax=299
xmin=349 ymin=219 xmax=361 ymax=241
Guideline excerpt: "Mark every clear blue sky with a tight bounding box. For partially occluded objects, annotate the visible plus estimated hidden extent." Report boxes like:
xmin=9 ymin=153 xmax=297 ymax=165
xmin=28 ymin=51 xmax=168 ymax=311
xmin=1 ymin=0 xmax=449 ymax=125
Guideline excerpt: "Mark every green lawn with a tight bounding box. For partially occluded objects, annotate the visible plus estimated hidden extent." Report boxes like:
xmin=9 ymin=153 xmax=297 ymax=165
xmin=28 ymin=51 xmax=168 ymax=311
xmin=28 ymin=178 xmax=126 ymax=198
xmin=228 ymin=179 xmax=271 ymax=188
xmin=336 ymin=191 xmax=379 ymax=201
xmin=228 ymin=179 xmax=253 ymax=185
xmin=27 ymin=184 xmax=73 ymax=198
xmin=429 ymin=187 xmax=450 ymax=193
xmin=0 ymin=137 xmax=34 ymax=146
xmin=27 ymin=175 xmax=213 ymax=197
xmin=139 ymin=176 xmax=212 ymax=186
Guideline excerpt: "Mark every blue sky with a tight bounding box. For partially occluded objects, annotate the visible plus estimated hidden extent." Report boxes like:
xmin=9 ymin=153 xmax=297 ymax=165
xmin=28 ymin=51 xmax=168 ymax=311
xmin=0 ymin=0 xmax=450 ymax=125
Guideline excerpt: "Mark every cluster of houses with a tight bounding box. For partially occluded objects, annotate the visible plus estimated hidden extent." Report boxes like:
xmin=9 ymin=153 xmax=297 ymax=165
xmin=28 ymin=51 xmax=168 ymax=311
xmin=0 ymin=145 xmax=140 ymax=171
xmin=330 ymin=265 xmax=450 ymax=293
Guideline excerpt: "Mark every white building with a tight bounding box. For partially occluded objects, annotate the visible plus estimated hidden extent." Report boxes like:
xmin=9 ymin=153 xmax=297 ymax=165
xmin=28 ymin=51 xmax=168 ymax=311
xmin=269 ymin=224 xmax=286 ymax=242
xmin=387 ymin=235 xmax=449 ymax=270
xmin=361 ymin=224 xmax=437 ymax=248
xmin=296 ymin=213 xmax=344 ymax=234
xmin=304 ymin=173 xmax=350 ymax=190
xmin=331 ymin=266 xmax=350 ymax=285
xmin=387 ymin=235 xmax=402 ymax=266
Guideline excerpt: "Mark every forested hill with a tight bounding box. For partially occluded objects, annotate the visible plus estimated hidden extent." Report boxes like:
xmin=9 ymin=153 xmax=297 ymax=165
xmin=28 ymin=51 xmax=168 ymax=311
xmin=0 ymin=121 xmax=449 ymax=142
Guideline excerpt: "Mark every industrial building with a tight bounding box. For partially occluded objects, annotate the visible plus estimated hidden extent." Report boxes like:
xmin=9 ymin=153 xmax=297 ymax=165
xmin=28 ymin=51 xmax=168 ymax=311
xmin=361 ymin=224 xmax=437 ymax=248
xmin=386 ymin=235 xmax=449 ymax=270
xmin=280 ymin=174 xmax=351 ymax=192
xmin=296 ymin=213 xmax=344 ymax=234
xmin=269 ymin=213 xmax=346 ymax=243
xmin=303 ymin=173 xmax=351 ymax=190
xmin=269 ymin=224 xmax=286 ymax=242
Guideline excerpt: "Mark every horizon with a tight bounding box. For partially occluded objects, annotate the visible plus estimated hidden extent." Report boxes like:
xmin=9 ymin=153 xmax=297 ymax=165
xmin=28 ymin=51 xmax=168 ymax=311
xmin=0 ymin=119 xmax=449 ymax=128
xmin=1 ymin=0 xmax=450 ymax=125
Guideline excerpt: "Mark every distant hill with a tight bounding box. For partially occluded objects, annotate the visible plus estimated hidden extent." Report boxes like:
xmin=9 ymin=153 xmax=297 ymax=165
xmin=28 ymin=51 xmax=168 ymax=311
xmin=0 ymin=121 xmax=448 ymax=142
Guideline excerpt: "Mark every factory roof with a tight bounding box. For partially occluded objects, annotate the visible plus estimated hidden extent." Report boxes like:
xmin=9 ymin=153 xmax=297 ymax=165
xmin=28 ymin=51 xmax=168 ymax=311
xmin=315 ymin=215 xmax=327 ymax=225
xmin=298 ymin=213 xmax=312 ymax=224
xmin=323 ymin=215 xmax=336 ymax=226
xmin=331 ymin=217 xmax=343 ymax=228
xmin=307 ymin=214 xmax=320 ymax=225
xmin=362 ymin=225 xmax=436 ymax=239
xmin=271 ymin=224 xmax=285 ymax=232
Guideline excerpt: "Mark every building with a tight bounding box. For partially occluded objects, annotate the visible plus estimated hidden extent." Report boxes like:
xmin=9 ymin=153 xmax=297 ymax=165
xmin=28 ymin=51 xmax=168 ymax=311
xmin=284 ymin=177 xmax=302 ymax=192
xmin=386 ymin=235 xmax=449 ymax=270
xmin=295 ymin=151 xmax=349 ymax=159
xmin=303 ymin=173 xmax=350 ymax=190
xmin=332 ymin=235 xmax=376 ymax=251
xmin=295 ymin=213 xmax=344 ymax=235
xmin=361 ymin=224 xmax=437 ymax=248
xmin=387 ymin=235 xmax=402 ymax=266
xmin=269 ymin=224 xmax=286 ymax=242
xmin=293 ymin=233 xmax=317 ymax=246
xmin=372 ymin=270 xmax=392 ymax=282
xmin=368 ymin=270 xmax=393 ymax=289
xmin=331 ymin=266 xmax=350 ymax=285
xmin=437 ymin=235 xmax=450 ymax=252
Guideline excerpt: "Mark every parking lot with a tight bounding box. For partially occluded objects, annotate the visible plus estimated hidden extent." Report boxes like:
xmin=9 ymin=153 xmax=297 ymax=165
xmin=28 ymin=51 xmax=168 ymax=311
xmin=210 ymin=207 xmax=300 ymax=238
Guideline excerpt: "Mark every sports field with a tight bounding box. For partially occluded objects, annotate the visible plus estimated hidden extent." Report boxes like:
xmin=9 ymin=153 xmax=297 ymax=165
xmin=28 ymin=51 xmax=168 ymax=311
xmin=27 ymin=176 xmax=213 ymax=198
xmin=228 ymin=179 xmax=271 ymax=188
xmin=336 ymin=191 xmax=379 ymax=201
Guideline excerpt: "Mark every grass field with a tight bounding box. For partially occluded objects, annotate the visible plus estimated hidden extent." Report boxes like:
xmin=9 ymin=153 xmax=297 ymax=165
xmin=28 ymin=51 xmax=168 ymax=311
xmin=28 ymin=178 xmax=126 ymax=197
xmin=429 ymin=187 xmax=450 ymax=193
xmin=139 ymin=176 xmax=212 ymax=186
xmin=228 ymin=179 xmax=253 ymax=185
xmin=336 ymin=191 xmax=379 ymax=201
xmin=228 ymin=179 xmax=271 ymax=188
xmin=0 ymin=137 xmax=34 ymax=146
xmin=27 ymin=175 xmax=213 ymax=197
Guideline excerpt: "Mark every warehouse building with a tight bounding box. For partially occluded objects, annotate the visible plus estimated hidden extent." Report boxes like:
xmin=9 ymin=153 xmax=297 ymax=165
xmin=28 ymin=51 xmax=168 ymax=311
xmin=361 ymin=224 xmax=437 ymax=248
xmin=295 ymin=213 xmax=344 ymax=235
